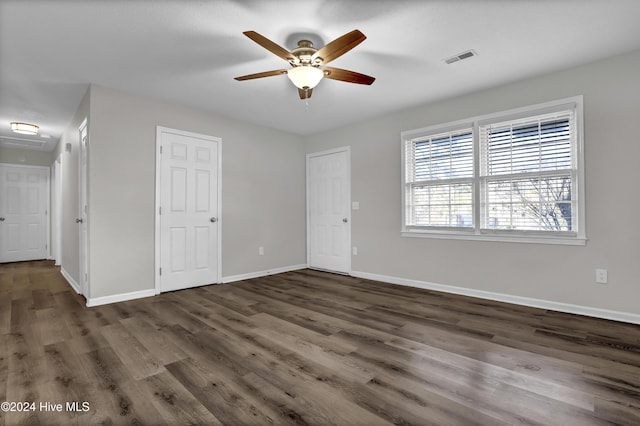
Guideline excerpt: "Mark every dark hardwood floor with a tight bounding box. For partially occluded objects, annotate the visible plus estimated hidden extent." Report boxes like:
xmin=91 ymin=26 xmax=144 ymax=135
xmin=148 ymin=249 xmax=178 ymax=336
xmin=1 ymin=260 xmax=640 ymax=425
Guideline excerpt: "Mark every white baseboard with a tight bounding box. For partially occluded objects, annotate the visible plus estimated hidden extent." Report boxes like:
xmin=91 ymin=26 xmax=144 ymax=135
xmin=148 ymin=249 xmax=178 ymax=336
xmin=222 ymin=264 xmax=308 ymax=284
xmin=74 ymin=264 xmax=305 ymax=308
xmin=87 ymin=289 xmax=156 ymax=307
xmin=61 ymin=267 xmax=81 ymax=294
xmin=351 ymin=270 xmax=640 ymax=325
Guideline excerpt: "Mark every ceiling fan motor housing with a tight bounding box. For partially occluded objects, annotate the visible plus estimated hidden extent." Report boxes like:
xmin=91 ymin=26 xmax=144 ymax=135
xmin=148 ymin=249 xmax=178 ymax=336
xmin=291 ymin=40 xmax=321 ymax=66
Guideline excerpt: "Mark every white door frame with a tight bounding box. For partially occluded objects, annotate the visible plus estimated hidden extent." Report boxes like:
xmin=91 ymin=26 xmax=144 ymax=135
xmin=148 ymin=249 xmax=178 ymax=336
xmin=306 ymin=146 xmax=351 ymax=274
xmin=50 ymin=155 xmax=62 ymax=265
xmin=154 ymin=126 xmax=222 ymax=294
xmin=79 ymin=118 xmax=89 ymax=298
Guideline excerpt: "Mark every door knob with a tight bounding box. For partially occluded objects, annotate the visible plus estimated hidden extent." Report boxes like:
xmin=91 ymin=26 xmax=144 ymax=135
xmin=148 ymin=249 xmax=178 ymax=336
xmin=342 ymin=218 xmax=348 ymax=223
xmin=76 ymin=218 xmax=83 ymax=223
xmin=210 ymin=217 xmax=217 ymax=223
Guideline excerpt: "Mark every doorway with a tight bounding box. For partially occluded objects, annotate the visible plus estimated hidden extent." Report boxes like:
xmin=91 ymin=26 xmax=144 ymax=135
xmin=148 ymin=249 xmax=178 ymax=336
xmin=307 ymin=147 xmax=351 ymax=274
xmin=155 ymin=126 xmax=221 ymax=293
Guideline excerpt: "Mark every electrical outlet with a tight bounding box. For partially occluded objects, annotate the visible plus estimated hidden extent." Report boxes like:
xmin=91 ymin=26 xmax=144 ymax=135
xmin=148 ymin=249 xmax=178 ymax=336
xmin=258 ymin=246 xmax=264 ymax=256
xmin=352 ymin=246 xmax=358 ymax=255
xmin=595 ymin=268 xmax=608 ymax=284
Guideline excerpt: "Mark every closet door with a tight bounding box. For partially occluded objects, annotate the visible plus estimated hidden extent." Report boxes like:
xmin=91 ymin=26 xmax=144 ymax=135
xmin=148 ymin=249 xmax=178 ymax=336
xmin=307 ymin=147 xmax=351 ymax=274
xmin=156 ymin=127 xmax=221 ymax=293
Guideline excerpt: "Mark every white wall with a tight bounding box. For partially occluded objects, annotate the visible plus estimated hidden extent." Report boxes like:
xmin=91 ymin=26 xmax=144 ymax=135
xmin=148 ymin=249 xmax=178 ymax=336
xmin=306 ymin=49 xmax=640 ymax=317
xmin=86 ymin=85 xmax=306 ymax=299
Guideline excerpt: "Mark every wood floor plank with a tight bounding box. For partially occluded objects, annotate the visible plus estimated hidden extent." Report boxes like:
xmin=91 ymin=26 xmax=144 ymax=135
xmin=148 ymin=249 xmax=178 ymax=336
xmin=115 ymin=378 xmax=167 ymax=425
xmin=0 ymin=293 xmax=13 ymax=335
xmin=1 ymin=260 xmax=640 ymax=425
xmin=396 ymin=321 xmax=588 ymax=384
xmin=161 ymin=324 xmax=253 ymax=377
xmin=139 ymin=370 xmax=223 ymax=425
xmin=34 ymin=308 xmax=72 ymax=346
xmin=362 ymin=374 xmax=512 ymax=426
xmin=31 ymin=289 xmax=56 ymax=311
xmin=5 ymin=329 xmax=47 ymax=425
xmin=278 ymin=347 xmax=503 ymax=426
xmin=98 ymin=322 xmax=165 ymax=380
xmin=39 ymin=341 xmax=93 ymax=425
xmin=228 ymin=285 xmax=349 ymax=335
xmin=253 ymin=316 xmax=374 ymax=384
xmin=593 ymin=395 xmax=640 ymax=425
xmin=119 ymin=316 xmax=188 ymax=366
xmin=168 ymin=289 xmax=258 ymax=336
xmin=78 ymin=347 xmax=163 ymax=425
xmin=166 ymin=357 xmax=303 ymax=426
xmin=0 ymin=334 xmax=8 ymax=423
xmin=251 ymin=312 xmax=358 ymax=356
xmin=289 ymin=375 xmax=396 ymax=426
xmin=349 ymin=342 xmax=602 ymax=426
xmin=381 ymin=330 xmax=595 ymax=411
xmin=151 ymin=299 xmax=210 ymax=333
xmin=9 ymin=298 xmax=36 ymax=334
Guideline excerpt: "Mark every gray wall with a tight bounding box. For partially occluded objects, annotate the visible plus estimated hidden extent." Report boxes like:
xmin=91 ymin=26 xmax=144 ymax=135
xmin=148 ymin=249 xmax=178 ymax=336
xmin=53 ymin=87 xmax=90 ymax=286
xmin=0 ymin=147 xmax=54 ymax=166
xmin=87 ymin=85 xmax=306 ymax=299
xmin=306 ymin=49 xmax=640 ymax=315
xmin=52 ymin=49 xmax=639 ymax=317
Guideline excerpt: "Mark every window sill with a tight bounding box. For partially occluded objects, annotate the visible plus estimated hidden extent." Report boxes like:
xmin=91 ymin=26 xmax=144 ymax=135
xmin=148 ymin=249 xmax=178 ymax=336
xmin=401 ymin=230 xmax=587 ymax=246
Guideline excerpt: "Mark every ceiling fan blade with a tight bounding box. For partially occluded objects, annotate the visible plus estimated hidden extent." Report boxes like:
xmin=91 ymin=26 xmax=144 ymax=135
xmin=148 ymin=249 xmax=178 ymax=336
xmin=298 ymin=88 xmax=313 ymax=99
xmin=312 ymin=29 xmax=366 ymax=65
xmin=234 ymin=69 xmax=288 ymax=81
xmin=243 ymin=31 xmax=295 ymax=62
xmin=322 ymin=67 xmax=375 ymax=85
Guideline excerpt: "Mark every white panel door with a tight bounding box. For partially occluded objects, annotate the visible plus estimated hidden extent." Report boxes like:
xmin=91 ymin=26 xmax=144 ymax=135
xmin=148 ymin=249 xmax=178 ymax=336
xmin=158 ymin=128 xmax=220 ymax=293
xmin=0 ymin=165 xmax=49 ymax=263
xmin=307 ymin=148 xmax=350 ymax=273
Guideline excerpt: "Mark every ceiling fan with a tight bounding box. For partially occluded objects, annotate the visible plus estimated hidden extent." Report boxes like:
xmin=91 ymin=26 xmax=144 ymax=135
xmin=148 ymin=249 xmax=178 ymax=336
xmin=234 ymin=29 xmax=375 ymax=99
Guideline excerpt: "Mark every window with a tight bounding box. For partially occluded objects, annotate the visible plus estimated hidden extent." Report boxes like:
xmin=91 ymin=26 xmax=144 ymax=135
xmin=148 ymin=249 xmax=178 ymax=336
xmin=406 ymin=129 xmax=474 ymax=228
xmin=402 ymin=96 xmax=585 ymax=244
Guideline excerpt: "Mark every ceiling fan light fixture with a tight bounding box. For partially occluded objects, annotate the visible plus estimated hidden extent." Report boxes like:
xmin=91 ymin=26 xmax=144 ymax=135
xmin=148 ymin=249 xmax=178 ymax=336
xmin=10 ymin=122 xmax=39 ymax=135
xmin=287 ymin=66 xmax=324 ymax=90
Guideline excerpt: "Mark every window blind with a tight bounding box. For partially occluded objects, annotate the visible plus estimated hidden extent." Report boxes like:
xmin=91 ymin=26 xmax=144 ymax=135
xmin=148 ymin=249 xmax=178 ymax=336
xmin=406 ymin=130 xmax=473 ymax=228
xmin=479 ymin=110 xmax=576 ymax=232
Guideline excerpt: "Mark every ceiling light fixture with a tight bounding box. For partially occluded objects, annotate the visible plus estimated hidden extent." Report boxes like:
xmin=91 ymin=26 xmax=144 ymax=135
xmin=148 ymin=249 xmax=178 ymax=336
xmin=287 ymin=66 xmax=324 ymax=90
xmin=10 ymin=122 xmax=39 ymax=135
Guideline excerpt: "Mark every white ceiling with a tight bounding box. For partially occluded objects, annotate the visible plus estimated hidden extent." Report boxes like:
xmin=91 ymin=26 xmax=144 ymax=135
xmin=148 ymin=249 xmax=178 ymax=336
xmin=2 ymin=0 xmax=640 ymax=152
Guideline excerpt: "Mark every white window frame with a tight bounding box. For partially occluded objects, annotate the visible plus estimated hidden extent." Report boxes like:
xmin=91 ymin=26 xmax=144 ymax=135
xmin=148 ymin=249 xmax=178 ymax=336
xmin=401 ymin=96 xmax=586 ymax=245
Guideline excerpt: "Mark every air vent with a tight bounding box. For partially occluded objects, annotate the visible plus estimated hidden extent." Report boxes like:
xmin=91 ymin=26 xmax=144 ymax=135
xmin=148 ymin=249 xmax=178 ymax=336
xmin=444 ymin=50 xmax=477 ymax=64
